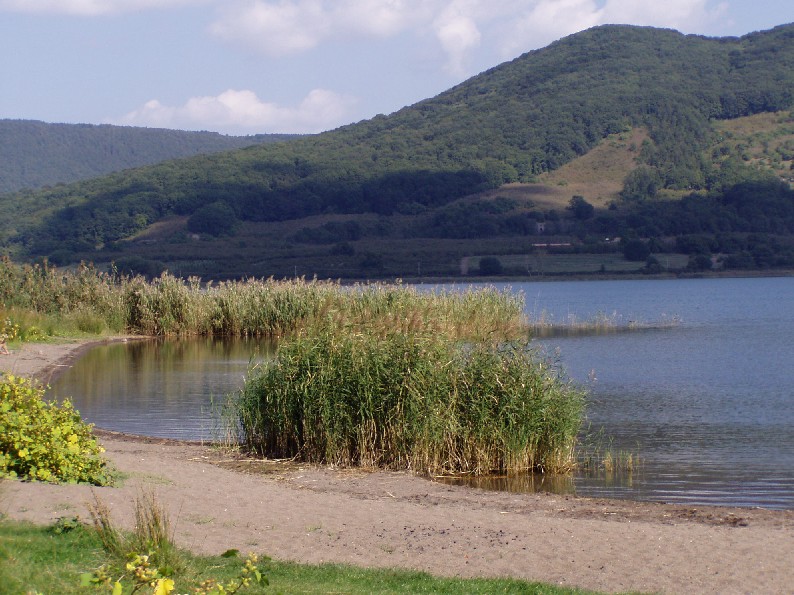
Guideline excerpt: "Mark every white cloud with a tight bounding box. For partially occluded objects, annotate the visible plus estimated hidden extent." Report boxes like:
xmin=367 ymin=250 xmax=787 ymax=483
xmin=210 ymin=1 xmax=325 ymax=55
xmin=433 ymin=3 xmax=482 ymax=75
xmin=599 ymin=0 xmax=729 ymax=31
xmin=209 ymin=0 xmax=486 ymax=73
xmin=114 ymin=89 xmax=358 ymax=134
xmin=209 ymin=0 xmax=429 ymax=56
xmin=0 ymin=0 xmax=734 ymax=78
xmin=496 ymin=0 xmax=730 ymax=59
xmin=0 ymin=0 xmax=200 ymax=15
xmin=496 ymin=0 xmax=603 ymax=58
xmin=208 ymin=0 xmax=731 ymax=81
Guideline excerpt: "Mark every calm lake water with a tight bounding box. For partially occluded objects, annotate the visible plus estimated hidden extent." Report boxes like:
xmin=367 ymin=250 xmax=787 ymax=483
xmin=52 ymin=337 xmax=275 ymax=440
xmin=52 ymin=276 xmax=794 ymax=509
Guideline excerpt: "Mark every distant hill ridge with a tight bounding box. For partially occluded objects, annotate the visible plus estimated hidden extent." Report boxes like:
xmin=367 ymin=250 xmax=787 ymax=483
xmin=1 ymin=23 xmax=793 ymax=279
xmin=0 ymin=119 xmax=298 ymax=194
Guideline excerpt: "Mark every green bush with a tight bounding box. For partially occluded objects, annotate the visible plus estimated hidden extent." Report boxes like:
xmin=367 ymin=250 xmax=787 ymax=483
xmin=0 ymin=375 xmax=112 ymax=484
xmin=478 ymin=256 xmax=503 ymax=276
xmin=187 ymin=201 xmax=238 ymax=237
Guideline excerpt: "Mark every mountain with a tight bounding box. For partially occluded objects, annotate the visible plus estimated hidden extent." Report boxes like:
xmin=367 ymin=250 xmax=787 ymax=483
xmin=0 ymin=120 xmax=298 ymax=194
xmin=1 ymin=23 xmax=793 ymax=279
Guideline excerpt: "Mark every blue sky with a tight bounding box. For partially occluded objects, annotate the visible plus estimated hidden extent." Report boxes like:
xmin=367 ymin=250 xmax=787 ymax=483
xmin=0 ymin=1 xmax=791 ymax=135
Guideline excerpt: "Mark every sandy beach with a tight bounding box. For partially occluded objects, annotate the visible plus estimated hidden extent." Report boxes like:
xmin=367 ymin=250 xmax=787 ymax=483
xmin=2 ymin=340 xmax=793 ymax=594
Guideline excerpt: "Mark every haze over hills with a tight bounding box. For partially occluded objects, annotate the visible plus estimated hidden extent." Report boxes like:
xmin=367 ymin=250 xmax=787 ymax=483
xmin=0 ymin=120 xmax=298 ymax=194
xmin=1 ymin=23 xmax=793 ymax=279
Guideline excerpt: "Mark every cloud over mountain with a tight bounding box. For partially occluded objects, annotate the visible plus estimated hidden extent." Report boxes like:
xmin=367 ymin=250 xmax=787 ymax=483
xmin=115 ymin=88 xmax=358 ymax=134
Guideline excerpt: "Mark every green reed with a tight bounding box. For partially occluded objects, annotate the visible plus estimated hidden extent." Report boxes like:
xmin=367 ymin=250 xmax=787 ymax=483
xmin=236 ymin=325 xmax=584 ymax=475
xmin=0 ymin=257 xmax=586 ymax=475
xmin=0 ymin=258 xmax=527 ymax=341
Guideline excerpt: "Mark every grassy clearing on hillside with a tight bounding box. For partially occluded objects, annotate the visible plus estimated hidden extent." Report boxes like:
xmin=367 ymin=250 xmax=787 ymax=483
xmin=537 ymin=128 xmax=649 ymax=207
xmin=712 ymin=110 xmax=794 ymax=185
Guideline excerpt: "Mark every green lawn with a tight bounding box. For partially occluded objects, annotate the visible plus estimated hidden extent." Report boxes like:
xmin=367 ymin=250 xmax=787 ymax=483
xmin=0 ymin=519 xmax=601 ymax=595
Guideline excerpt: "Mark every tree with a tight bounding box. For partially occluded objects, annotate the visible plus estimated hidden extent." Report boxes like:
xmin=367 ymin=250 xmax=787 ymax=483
xmin=187 ymin=201 xmax=238 ymax=237
xmin=621 ymin=167 xmax=661 ymax=201
xmin=622 ymin=239 xmax=651 ymax=261
xmin=687 ymin=253 xmax=713 ymax=271
xmin=478 ymin=256 xmax=503 ymax=275
xmin=567 ymin=195 xmax=595 ymax=220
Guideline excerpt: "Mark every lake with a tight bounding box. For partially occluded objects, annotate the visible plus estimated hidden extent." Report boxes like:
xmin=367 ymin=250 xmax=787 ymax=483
xmin=52 ymin=276 xmax=794 ymax=509
xmin=51 ymin=337 xmax=275 ymax=440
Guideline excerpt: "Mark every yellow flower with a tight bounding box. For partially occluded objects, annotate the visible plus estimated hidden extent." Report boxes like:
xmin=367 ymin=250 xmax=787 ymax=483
xmin=153 ymin=577 xmax=175 ymax=595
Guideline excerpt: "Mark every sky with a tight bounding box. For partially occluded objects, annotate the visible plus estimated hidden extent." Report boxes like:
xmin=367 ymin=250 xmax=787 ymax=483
xmin=0 ymin=1 xmax=791 ymax=136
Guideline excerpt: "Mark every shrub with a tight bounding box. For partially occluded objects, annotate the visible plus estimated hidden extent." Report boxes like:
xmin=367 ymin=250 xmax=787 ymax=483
xmin=567 ymin=195 xmax=595 ymax=220
xmin=622 ymin=239 xmax=651 ymax=261
xmin=187 ymin=201 xmax=238 ymax=236
xmin=478 ymin=256 xmax=503 ymax=275
xmin=0 ymin=375 xmax=112 ymax=484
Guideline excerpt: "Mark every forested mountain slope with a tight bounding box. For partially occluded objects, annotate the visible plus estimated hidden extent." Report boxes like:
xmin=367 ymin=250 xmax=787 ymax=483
xmin=1 ymin=23 xmax=793 ymax=278
xmin=0 ymin=120 xmax=297 ymax=194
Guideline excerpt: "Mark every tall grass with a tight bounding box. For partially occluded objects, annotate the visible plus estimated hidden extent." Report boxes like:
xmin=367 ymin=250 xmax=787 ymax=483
xmin=88 ymin=490 xmax=180 ymax=571
xmin=236 ymin=326 xmax=584 ymax=475
xmin=0 ymin=258 xmax=128 ymax=337
xmin=0 ymin=258 xmax=526 ymax=340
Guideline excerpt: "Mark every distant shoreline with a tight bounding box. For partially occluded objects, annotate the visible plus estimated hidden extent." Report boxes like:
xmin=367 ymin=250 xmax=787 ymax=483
xmin=369 ymin=269 xmax=794 ymax=285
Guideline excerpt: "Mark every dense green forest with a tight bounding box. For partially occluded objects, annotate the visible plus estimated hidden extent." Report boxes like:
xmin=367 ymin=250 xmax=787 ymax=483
xmin=0 ymin=120 xmax=297 ymax=194
xmin=1 ymin=23 xmax=793 ymax=279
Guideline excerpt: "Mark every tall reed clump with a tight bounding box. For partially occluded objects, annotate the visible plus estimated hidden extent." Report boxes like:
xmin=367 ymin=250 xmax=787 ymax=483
xmin=211 ymin=276 xmax=339 ymax=337
xmin=236 ymin=288 xmax=584 ymax=475
xmin=124 ymin=274 xmax=216 ymax=336
xmin=0 ymin=257 xmax=128 ymax=335
xmin=0 ymin=257 xmax=341 ymax=338
xmin=124 ymin=274 xmax=334 ymax=337
xmin=313 ymin=282 xmax=527 ymax=342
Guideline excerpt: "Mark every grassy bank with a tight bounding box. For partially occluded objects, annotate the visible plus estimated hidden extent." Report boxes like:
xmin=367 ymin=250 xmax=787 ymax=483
xmin=0 ymin=518 xmax=597 ymax=594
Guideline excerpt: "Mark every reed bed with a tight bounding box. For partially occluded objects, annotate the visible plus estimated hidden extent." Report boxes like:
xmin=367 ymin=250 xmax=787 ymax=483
xmin=313 ymin=283 xmax=527 ymax=343
xmin=236 ymin=326 xmax=584 ymax=475
xmin=0 ymin=258 xmax=527 ymax=340
xmin=1 ymin=257 xmax=586 ymax=475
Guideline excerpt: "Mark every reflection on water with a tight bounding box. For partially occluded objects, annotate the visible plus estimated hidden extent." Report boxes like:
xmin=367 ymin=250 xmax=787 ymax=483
xmin=51 ymin=337 xmax=275 ymax=440
xmin=435 ymin=472 xmax=576 ymax=495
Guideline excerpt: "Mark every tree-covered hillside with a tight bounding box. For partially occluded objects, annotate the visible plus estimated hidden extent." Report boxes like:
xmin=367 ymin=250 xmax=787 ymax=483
xmin=1 ymin=23 xmax=793 ymax=279
xmin=0 ymin=120 xmax=297 ymax=194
